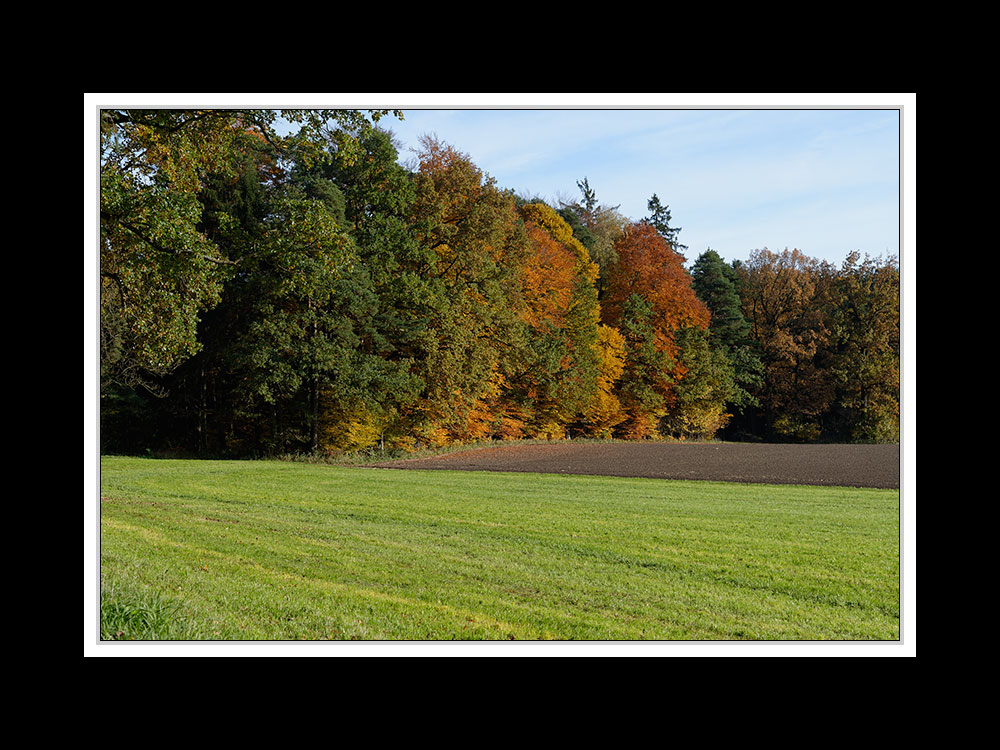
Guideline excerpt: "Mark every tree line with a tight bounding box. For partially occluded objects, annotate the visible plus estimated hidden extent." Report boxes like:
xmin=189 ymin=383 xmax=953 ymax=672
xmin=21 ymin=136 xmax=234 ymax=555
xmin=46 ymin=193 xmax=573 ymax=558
xmin=99 ymin=109 xmax=900 ymax=457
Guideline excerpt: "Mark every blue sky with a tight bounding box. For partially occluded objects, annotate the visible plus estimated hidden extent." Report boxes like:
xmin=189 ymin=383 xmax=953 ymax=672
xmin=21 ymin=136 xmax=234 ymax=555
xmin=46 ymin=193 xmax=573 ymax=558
xmin=89 ymin=94 xmax=908 ymax=272
xmin=376 ymin=107 xmax=900 ymax=267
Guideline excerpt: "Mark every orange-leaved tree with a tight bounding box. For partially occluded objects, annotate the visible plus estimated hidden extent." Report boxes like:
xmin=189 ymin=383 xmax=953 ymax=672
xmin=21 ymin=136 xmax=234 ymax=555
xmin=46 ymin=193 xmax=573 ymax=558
xmin=602 ymin=222 xmax=710 ymax=356
xmin=601 ymin=222 xmax=710 ymax=437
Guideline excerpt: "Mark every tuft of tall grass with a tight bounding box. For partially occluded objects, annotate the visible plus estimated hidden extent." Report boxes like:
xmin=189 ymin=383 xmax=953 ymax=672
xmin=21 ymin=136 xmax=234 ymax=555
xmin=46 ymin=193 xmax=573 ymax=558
xmin=100 ymin=577 xmax=205 ymax=641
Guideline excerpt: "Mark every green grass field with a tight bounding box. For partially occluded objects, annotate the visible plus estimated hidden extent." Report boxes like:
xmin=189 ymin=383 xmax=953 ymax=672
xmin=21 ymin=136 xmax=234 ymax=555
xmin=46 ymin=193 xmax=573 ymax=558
xmin=97 ymin=456 xmax=900 ymax=641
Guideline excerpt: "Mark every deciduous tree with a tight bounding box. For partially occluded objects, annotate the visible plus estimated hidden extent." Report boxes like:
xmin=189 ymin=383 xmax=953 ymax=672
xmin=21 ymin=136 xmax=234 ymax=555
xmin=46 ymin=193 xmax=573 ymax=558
xmin=514 ymin=203 xmax=603 ymax=435
xmin=661 ymin=326 xmax=738 ymax=440
xmin=408 ymin=136 xmax=529 ymax=442
xmin=737 ymin=248 xmax=834 ymax=441
xmin=602 ymin=223 xmax=710 ymax=364
xmin=99 ymin=109 xmax=398 ymax=395
xmin=582 ymin=324 xmax=627 ymax=436
xmin=827 ymin=252 xmax=900 ymax=442
xmin=614 ymin=294 xmax=673 ymax=440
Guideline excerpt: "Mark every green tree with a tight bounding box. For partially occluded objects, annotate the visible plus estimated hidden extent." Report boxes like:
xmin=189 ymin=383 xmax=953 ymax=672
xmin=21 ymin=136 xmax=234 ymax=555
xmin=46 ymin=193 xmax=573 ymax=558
xmin=214 ymin=126 xmax=424 ymax=455
xmin=691 ymin=249 xmax=763 ymax=411
xmin=661 ymin=326 xmax=738 ymax=440
xmin=827 ymin=252 xmax=900 ymax=442
xmin=559 ymin=178 xmax=627 ymax=299
xmin=316 ymin=127 xmax=436 ymax=451
xmin=692 ymin=250 xmax=748 ymax=345
xmin=556 ymin=206 xmax=596 ymax=254
xmin=210 ymin=187 xmax=360 ymax=453
xmin=99 ymin=109 xmax=398 ymax=396
xmin=644 ymin=193 xmax=687 ymax=259
xmin=615 ymin=294 xmax=673 ymax=440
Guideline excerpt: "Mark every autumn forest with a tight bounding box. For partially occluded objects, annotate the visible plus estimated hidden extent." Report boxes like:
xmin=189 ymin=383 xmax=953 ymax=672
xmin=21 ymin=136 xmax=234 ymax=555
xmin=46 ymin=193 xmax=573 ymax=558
xmin=99 ymin=109 xmax=901 ymax=458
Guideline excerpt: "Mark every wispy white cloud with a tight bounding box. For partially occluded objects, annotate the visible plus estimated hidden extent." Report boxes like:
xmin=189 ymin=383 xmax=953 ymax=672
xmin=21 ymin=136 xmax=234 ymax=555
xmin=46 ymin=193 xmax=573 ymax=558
xmin=382 ymin=107 xmax=900 ymax=266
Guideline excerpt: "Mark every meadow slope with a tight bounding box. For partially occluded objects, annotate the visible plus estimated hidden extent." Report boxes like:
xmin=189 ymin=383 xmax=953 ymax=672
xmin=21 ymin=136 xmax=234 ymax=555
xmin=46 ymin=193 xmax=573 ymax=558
xmin=98 ymin=456 xmax=900 ymax=641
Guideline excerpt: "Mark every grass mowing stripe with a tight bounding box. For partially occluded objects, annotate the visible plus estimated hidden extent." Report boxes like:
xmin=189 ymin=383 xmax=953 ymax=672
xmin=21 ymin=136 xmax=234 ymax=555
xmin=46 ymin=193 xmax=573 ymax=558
xmin=104 ymin=517 xmax=538 ymax=640
xmin=99 ymin=457 xmax=899 ymax=640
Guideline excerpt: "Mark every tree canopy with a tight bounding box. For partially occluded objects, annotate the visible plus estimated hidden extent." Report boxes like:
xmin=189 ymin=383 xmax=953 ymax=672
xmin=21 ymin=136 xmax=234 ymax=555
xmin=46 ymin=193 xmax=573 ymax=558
xmin=98 ymin=110 xmax=900 ymax=456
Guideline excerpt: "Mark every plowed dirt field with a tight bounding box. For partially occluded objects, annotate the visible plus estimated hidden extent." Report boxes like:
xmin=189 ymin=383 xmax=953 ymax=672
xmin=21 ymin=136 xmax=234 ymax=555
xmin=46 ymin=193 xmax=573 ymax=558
xmin=366 ymin=442 xmax=900 ymax=489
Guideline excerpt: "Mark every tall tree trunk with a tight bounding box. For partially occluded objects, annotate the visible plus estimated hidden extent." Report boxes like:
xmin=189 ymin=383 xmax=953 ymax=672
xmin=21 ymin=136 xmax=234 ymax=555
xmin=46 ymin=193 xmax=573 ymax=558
xmin=309 ymin=302 xmax=319 ymax=453
xmin=311 ymin=376 xmax=319 ymax=453
xmin=198 ymin=366 xmax=207 ymax=455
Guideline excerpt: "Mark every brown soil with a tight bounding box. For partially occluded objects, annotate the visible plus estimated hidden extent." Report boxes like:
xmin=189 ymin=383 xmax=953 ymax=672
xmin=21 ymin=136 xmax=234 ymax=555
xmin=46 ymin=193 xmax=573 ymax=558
xmin=364 ymin=442 xmax=900 ymax=489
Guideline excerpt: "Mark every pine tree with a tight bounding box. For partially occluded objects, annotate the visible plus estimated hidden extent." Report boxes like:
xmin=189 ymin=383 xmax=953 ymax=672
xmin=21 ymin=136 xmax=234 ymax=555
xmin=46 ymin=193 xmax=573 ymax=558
xmin=644 ymin=193 xmax=687 ymax=259
xmin=691 ymin=249 xmax=762 ymax=411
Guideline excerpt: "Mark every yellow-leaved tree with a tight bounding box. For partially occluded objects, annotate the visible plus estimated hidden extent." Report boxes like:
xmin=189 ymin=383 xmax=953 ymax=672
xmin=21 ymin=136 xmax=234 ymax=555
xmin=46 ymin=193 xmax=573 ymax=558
xmin=583 ymin=324 xmax=628 ymax=437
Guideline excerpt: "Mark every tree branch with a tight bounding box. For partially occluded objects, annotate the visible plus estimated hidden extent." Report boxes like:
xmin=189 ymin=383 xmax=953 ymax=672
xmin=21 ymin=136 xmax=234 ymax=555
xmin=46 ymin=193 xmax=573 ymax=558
xmin=102 ymin=211 xmax=237 ymax=266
